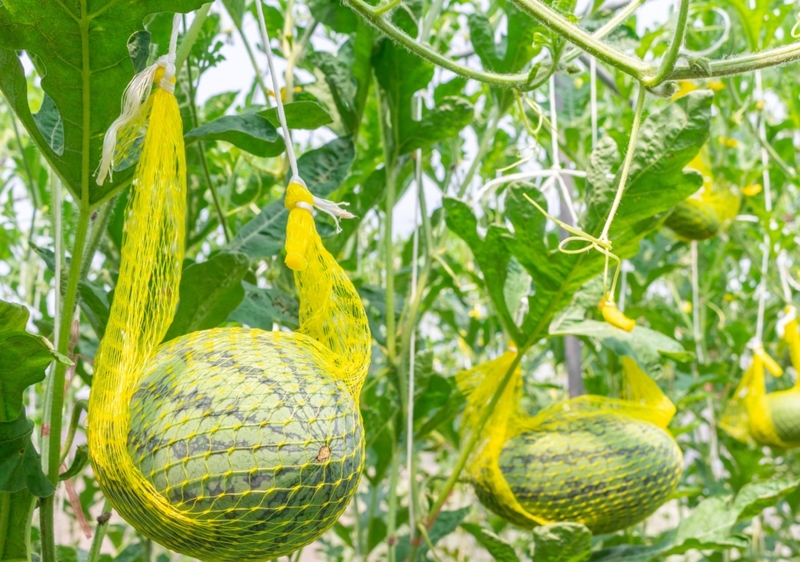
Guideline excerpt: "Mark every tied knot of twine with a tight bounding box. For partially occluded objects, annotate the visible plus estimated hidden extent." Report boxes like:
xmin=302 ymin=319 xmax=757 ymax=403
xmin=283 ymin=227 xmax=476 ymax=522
xmin=284 ymin=178 xmax=313 ymax=212
xmin=154 ymin=56 xmax=177 ymax=94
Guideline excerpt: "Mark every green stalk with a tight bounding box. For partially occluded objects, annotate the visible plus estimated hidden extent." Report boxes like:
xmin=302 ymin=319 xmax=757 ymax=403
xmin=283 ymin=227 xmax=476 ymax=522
xmin=80 ymin=200 xmax=115 ymax=281
xmin=424 ymin=352 xmax=525 ymax=524
xmin=85 ymin=501 xmax=111 ymax=562
xmin=0 ymin=493 xmax=7 ymax=559
xmin=185 ymin=54 xmax=231 ymax=242
xmin=649 ymin=0 xmax=690 ymax=86
xmin=387 ymin=442 xmax=399 ymax=562
xmin=175 ymin=3 xmax=212 ymax=74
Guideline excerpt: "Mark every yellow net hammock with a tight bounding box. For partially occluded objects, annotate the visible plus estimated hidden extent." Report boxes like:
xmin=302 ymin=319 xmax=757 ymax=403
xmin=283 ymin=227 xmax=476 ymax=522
xmin=86 ymin=17 xmax=370 ymax=562
xmin=459 ymin=351 xmax=683 ymax=534
xmin=664 ymin=82 xmax=740 ymax=241
xmin=720 ymin=306 xmax=800 ymax=449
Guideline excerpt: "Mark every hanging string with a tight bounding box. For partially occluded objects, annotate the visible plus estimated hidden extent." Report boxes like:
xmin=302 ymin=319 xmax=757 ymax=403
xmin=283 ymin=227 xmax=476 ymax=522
xmin=254 ymin=1 xmax=298 ymax=179
xmin=589 ymin=57 xmax=598 ymax=150
xmin=253 ymin=1 xmax=353 ymax=224
xmin=549 ymin=75 xmax=580 ymax=226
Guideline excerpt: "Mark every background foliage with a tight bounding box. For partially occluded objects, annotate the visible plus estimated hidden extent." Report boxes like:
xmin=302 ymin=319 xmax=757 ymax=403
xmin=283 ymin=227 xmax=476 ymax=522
xmin=1 ymin=0 xmax=799 ymax=560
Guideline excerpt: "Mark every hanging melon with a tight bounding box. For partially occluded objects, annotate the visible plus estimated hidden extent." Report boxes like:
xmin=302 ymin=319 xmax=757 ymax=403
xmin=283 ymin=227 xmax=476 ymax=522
xmin=87 ymin=20 xmax=369 ymax=561
xmin=460 ymin=352 xmax=682 ymax=534
xmin=721 ymin=307 xmax=800 ymax=449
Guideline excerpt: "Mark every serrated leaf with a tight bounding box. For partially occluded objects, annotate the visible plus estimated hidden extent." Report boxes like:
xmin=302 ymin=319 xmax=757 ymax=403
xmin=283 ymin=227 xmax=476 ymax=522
xmin=227 ymin=282 xmax=299 ymax=331
xmin=398 ymin=96 xmax=474 ymax=155
xmin=184 ymin=113 xmax=285 ymax=156
xmin=0 ymin=299 xmax=65 ymax=420
xmin=732 ymin=478 xmax=800 ymax=520
xmin=164 ymin=252 xmax=251 ymax=342
xmin=0 ymin=0 xmax=208 ymax=205
xmin=503 ymin=91 xmax=712 ymax=348
xmin=259 ymin=100 xmax=333 ymax=130
xmin=443 ymin=197 xmax=522 ymax=344
xmin=226 ymin=137 xmax=355 ymax=259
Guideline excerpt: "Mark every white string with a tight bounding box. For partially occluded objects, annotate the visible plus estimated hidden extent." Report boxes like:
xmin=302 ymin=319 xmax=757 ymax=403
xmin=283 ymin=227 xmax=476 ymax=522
xmin=548 ymin=75 xmax=580 ymax=226
xmin=590 ymin=57 xmax=598 ymax=150
xmin=407 ymin=91 xmax=423 ymax=545
xmin=754 ymin=69 xmax=773 ymax=345
xmin=97 ymin=14 xmax=181 ymax=185
xmin=254 ymin=0 xmax=299 ymax=179
xmin=691 ymin=240 xmax=704 ymax=364
xmin=778 ymin=251 xmax=794 ymax=304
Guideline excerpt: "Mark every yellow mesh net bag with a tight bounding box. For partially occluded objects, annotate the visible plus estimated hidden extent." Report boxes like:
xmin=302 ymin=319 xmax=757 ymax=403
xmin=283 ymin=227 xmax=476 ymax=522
xmin=720 ymin=307 xmax=800 ymax=449
xmin=86 ymin=28 xmax=370 ymax=562
xmin=458 ymin=352 xmax=682 ymax=534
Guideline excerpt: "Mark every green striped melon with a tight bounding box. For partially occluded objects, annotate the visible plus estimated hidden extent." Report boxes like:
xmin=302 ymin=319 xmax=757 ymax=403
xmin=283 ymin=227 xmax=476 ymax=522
xmin=127 ymin=328 xmax=364 ymax=560
xmin=479 ymin=411 xmax=682 ymax=534
xmin=664 ymin=198 xmax=720 ymax=240
xmin=766 ymin=392 xmax=800 ymax=447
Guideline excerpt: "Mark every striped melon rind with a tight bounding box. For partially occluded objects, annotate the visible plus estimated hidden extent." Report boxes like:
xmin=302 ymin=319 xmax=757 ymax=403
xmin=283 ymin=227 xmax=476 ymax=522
xmin=766 ymin=392 xmax=800 ymax=447
xmin=664 ymin=198 xmax=721 ymax=241
xmin=484 ymin=411 xmax=682 ymax=535
xmin=127 ymin=328 xmax=364 ymax=560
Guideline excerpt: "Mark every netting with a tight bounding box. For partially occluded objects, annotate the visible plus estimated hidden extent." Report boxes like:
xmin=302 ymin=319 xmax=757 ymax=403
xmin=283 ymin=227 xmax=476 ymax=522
xmin=459 ymin=352 xmax=682 ymax=534
xmin=720 ymin=313 xmax=800 ymax=449
xmin=87 ymin=58 xmax=370 ymax=562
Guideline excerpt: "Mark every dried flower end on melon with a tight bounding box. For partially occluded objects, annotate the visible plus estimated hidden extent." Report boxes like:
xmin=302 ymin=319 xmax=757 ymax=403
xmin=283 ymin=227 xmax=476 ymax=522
xmin=127 ymin=328 xmax=364 ymax=561
xmin=664 ymin=198 xmax=721 ymax=241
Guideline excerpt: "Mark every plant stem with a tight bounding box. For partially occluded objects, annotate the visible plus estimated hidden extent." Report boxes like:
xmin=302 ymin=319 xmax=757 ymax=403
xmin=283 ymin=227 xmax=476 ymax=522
xmin=175 ymin=3 xmax=212 ymax=74
xmin=347 ymin=0 xmax=800 ymax=87
xmin=59 ymin=400 xmax=88 ymax=465
xmin=376 ymin=80 xmax=397 ymax=363
xmin=39 ymin=208 xmax=90 ymax=562
xmin=649 ymin=0 xmax=690 ymax=85
xmin=600 ymin=83 xmax=647 ymax=240
xmin=0 ymin=493 xmax=8 ymax=559
xmin=424 ymin=352 xmax=525 ymax=525
xmin=387 ymin=441 xmax=399 ymax=562
xmin=184 ymin=53 xmax=231 ymax=242
xmin=86 ymin=501 xmax=111 ymax=562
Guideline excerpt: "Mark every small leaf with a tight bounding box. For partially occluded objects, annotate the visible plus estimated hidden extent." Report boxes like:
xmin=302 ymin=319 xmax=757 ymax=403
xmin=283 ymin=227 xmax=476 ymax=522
xmin=79 ymin=281 xmax=110 ymax=340
xmin=532 ymin=523 xmax=591 ymax=562
xmin=127 ymin=30 xmax=151 ymax=74
xmin=164 ymin=252 xmax=251 ymax=342
xmin=732 ymin=478 xmax=800 ymax=520
xmin=32 ymin=94 xmax=64 ymax=156
xmin=227 ymin=282 xmax=299 ymax=330
xmin=398 ymin=96 xmax=474 ymax=155
xmin=59 ymin=444 xmax=90 ymax=481
xmin=184 ymin=114 xmax=285 ymax=157
xmin=259 ymin=100 xmax=333 ymax=130
xmin=0 ymin=411 xmax=55 ymax=497
xmin=307 ymin=0 xmax=357 ymax=33
xmin=0 ymin=299 xmax=64 ymax=420
xmin=461 ymin=523 xmax=520 ymax=562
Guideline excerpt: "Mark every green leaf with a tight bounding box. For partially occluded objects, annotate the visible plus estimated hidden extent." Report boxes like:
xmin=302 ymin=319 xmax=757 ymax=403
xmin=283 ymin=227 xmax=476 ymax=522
xmin=732 ymin=478 xmax=800 ymax=520
xmin=59 ymin=444 xmax=90 ymax=481
xmin=444 ymin=197 xmax=521 ymax=344
xmin=203 ymin=91 xmax=238 ymax=122
xmin=307 ymin=50 xmax=359 ymax=133
xmin=32 ymin=94 xmax=64 ymax=156
xmin=226 ymin=137 xmax=355 ymax=259
xmin=468 ymin=4 xmax=539 ymax=75
xmin=221 ymin=0 xmax=246 ymax=28
xmin=259 ymin=100 xmax=334 ymax=130
xmin=2 ymin=489 xmax=37 ymax=560
xmin=0 ymin=299 xmax=65 ymax=421
xmin=0 ymin=411 xmax=55 ymax=497
xmin=164 ymin=252 xmax=251 ymax=341
xmin=461 ymin=523 xmax=520 ymax=562
xmin=227 ymin=282 xmax=299 ymax=331
xmin=127 ymin=30 xmax=151 ymax=74
xmin=398 ymin=96 xmax=474 ymax=155
xmin=373 ymin=38 xmax=434 ymax=154
xmin=308 ymin=0 xmax=357 ymax=33
xmin=79 ymin=281 xmax=111 ymax=340
xmin=551 ymin=319 xmax=689 ymax=376
xmin=0 ymin=0 xmax=208 ymax=205
xmin=184 ymin=113 xmax=285 ymax=157
xmin=503 ymin=91 xmax=712 ymax=347
xmin=533 ymin=523 xmax=592 ymax=562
